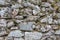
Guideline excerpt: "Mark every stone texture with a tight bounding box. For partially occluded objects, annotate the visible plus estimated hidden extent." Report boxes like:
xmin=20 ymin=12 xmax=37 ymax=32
xmin=0 ymin=0 xmax=60 ymax=40
xmin=19 ymin=22 xmax=34 ymax=31
xmin=25 ymin=32 xmax=42 ymax=40
xmin=8 ymin=30 xmax=24 ymax=37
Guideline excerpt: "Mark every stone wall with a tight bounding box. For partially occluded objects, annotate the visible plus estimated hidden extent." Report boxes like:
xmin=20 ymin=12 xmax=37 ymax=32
xmin=0 ymin=0 xmax=60 ymax=40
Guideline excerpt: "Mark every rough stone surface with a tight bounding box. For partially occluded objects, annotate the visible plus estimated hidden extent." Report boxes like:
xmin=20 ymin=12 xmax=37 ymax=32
xmin=25 ymin=32 xmax=42 ymax=40
xmin=8 ymin=30 xmax=24 ymax=37
xmin=19 ymin=22 xmax=34 ymax=31
xmin=0 ymin=0 xmax=60 ymax=40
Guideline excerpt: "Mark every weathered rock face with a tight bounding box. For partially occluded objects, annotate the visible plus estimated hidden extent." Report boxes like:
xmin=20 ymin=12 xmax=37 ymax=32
xmin=0 ymin=0 xmax=60 ymax=40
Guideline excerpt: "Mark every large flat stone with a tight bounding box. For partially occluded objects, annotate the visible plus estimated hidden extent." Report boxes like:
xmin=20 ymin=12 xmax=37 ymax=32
xmin=25 ymin=32 xmax=42 ymax=40
xmin=8 ymin=30 xmax=24 ymax=37
xmin=19 ymin=22 xmax=34 ymax=31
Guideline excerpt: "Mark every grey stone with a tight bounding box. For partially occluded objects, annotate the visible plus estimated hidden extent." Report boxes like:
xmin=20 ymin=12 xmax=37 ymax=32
xmin=42 ymin=7 xmax=46 ymax=11
xmin=25 ymin=32 xmax=42 ymax=40
xmin=0 ymin=31 xmax=8 ymax=36
xmin=8 ymin=30 xmax=24 ymax=37
xmin=0 ymin=9 xmax=6 ymax=17
xmin=53 ymin=20 xmax=58 ymax=24
xmin=33 ymin=10 xmax=39 ymax=15
xmin=33 ymin=5 xmax=40 ymax=11
xmin=47 ymin=17 xmax=53 ymax=24
xmin=0 ymin=7 xmax=11 ymax=17
xmin=57 ymin=13 xmax=60 ymax=18
xmin=51 ymin=25 xmax=58 ymax=30
xmin=24 ymin=8 xmax=32 ymax=15
xmin=15 ymin=20 xmax=24 ymax=23
xmin=48 ymin=0 xmax=54 ymax=3
xmin=0 ymin=0 xmax=10 ymax=5
xmin=0 ymin=0 xmax=6 ymax=5
xmin=11 ymin=4 xmax=23 ymax=9
xmin=19 ymin=22 xmax=34 ymax=31
xmin=41 ymin=25 xmax=52 ymax=32
xmin=41 ymin=26 xmax=47 ymax=32
xmin=57 ymin=19 xmax=60 ymax=24
xmin=44 ymin=30 xmax=54 ymax=36
xmin=15 ymin=16 xmax=23 ymax=19
xmin=6 ymin=37 xmax=13 ymax=40
xmin=14 ymin=38 xmax=24 ymax=40
xmin=29 ymin=0 xmax=41 ymax=5
xmin=41 ymin=15 xmax=53 ymax=24
xmin=7 ymin=21 xmax=14 ymax=28
xmin=0 ymin=19 xmax=6 ymax=27
xmin=0 ymin=37 xmax=4 ymax=40
xmin=17 ymin=0 xmax=22 ymax=4
xmin=41 ymin=35 xmax=56 ymax=40
xmin=27 ymin=16 xmax=39 ymax=21
xmin=7 ymin=37 xmax=24 ymax=40
xmin=22 ymin=2 xmax=35 ymax=8
xmin=11 ymin=27 xmax=18 ymax=30
xmin=40 ymin=17 xmax=47 ymax=23
xmin=44 ymin=2 xmax=51 ymax=7
xmin=55 ymin=30 xmax=60 ymax=35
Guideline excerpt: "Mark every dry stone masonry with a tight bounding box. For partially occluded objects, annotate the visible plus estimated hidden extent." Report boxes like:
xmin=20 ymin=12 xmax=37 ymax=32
xmin=0 ymin=0 xmax=60 ymax=40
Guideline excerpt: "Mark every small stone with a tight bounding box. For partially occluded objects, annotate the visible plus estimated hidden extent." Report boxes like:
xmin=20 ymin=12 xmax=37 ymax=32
xmin=53 ymin=20 xmax=58 ymax=24
xmin=0 ymin=19 xmax=6 ymax=27
xmin=42 ymin=7 xmax=45 ymax=11
xmin=0 ymin=37 xmax=4 ymax=40
xmin=0 ymin=0 xmax=5 ymax=5
xmin=33 ymin=5 xmax=40 ymax=11
xmin=44 ymin=30 xmax=54 ymax=36
xmin=32 ymin=6 xmax=40 ymax=15
xmin=17 ymin=0 xmax=22 ymax=3
xmin=27 ymin=16 xmax=39 ymax=21
xmin=5 ymin=37 xmax=13 ymax=40
xmin=15 ymin=16 xmax=23 ymax=19
xmin=0 ymin=31 xmax=8 ymax=36
xmin=0 ymin=0 xmax=10 ymax=5
xmin=8 ymin=30 xmax=24 ymax=37
xmin=44 ymin=2 xmax=51 ymax=7
xmin=11 ymin=4 xmax=23 ymax=9
xmin=41 ymin=26 xmax=47 ymax=32
xmin=51 ymin=25 xmax=58 ymax=30
xmin=15 ymin=20 xmax=24 ymax=23
xmin=47 ymin=17 xmax=53 ymax=24
xmin=56 ymin=13 xmax=60 ymax=18
xmin=32 ymin=25 xmax=36 ymax=29
xmin=25 ymin=32 xmax=42 ymax=40
xmin=22 ymin=2 xmax=32 ymax=7
xmin=12 ymin=9 xmax=19 ymax=17
xmin=45 ymin=25 xmax=52 ymax=31
xmin=30 ymin=0 xmax=41 ymax=5
xmin=0 ymin=9 xmax=6 ymax=17
xmin=48 ymin=0 xmax=54 ymax=3
xmin=11 ymin=27 xmax=18 ymax=30
xmin=57 ymin=19 xmax=60 ymax=24
xmin=55 ymin=30 xmax=60 ymax=35
xmin=24 ymin=8 xmax=32 ymax=15
xmin=14 ymin=38 xmax=24 ymax=40
xmin=7 ymin=21 xmax=14 ymax=28
xmin=33 ymin=10 xmax=38 ymax=15
xmin=40 ymin=17 xmax=47 ymax=23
